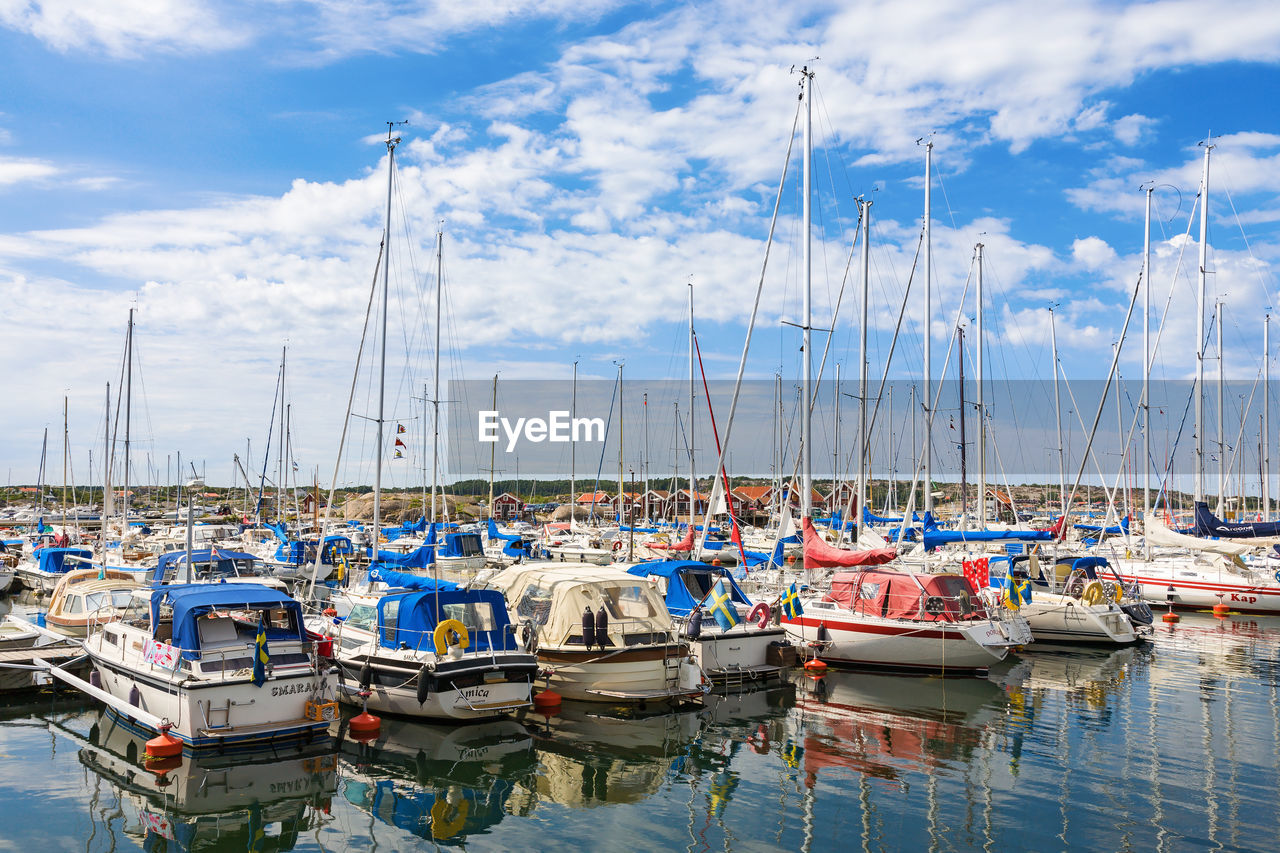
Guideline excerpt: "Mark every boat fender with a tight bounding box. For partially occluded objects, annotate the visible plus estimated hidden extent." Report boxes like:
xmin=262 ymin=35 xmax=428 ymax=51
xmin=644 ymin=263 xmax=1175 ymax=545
xmin=359 ymin=660 xmax=373 ymax=689
xmin=1081 ymin=581 xmax=1106 ymax=606
xmin=416 ymin=665 xmax=432 ymax=705
xmin=595 ymin=606 xmax=609 ymax=649
xmin=816 ymin=622 xmax=831 ymax=644
xmin=432 ymin=619 xmax=470 ymax=655
xmin=748 ymin=602 xmax=771 ymax=629
xmin=128 ymin=685 xmax=140 ymax=707
xmin=582 ymin=606 xmax=596 ymax=647
xmin=687 ymin=608 xmax=703 ymax=639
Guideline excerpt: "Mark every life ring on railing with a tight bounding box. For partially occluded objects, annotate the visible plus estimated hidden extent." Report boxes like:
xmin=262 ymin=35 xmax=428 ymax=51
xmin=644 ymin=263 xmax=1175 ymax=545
xmin=1080 ymin=580 xmax=1106 ymax=606
xmin=748 ymin=602 xmax=771 ymax=629
xmin=612 ymin=540 xmax=623 ymax=552
xmin=432 ymin=619 xmax=470 ymax=655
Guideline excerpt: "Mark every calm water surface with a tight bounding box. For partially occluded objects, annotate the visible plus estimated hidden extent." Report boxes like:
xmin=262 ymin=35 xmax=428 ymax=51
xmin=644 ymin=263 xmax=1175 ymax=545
xmin=1 ymin=612 xmax=1278 ymax=851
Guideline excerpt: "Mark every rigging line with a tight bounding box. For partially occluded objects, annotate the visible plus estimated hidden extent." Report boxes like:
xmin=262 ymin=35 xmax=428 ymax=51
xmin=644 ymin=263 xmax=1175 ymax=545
xmin=254 ymin=357 xmax=283 ymax=521
xmin=1219 ymin=176 xmax=1278 ymax=312
xmin=588 ymin=370 xmax=621 ymax=519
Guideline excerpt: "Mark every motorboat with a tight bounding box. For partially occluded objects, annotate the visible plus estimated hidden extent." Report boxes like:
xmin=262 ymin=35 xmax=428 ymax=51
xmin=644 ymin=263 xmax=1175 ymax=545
xmin=316 ymin=579 xmax=538 ymax=721
xmin=625 ymin=559 xmax=789 ymax=686
xmin=43 ymin=567 xmax=143 ymax=637
xmin=13 ymin=545 xmax=93 ymax=593
xmin=82 ymin=583 xmax=336 ymax=749
xmin=484 ymin=562 xmax=704 ymax=703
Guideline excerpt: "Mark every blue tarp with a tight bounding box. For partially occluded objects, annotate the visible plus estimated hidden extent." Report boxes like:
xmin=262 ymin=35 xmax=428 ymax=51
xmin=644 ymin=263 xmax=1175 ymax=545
xmin=152 ymin=583 xmax=304 ymax=661
xmin=1073 ymin=516 xmax=1130 ymax=536
xmin=1193 ymin=501 xmax=1280 ymax=538
xmin=35 ymin=547 xmax=92 ymax=575
xmin=377 ymin=588 xmax=516 ymax=652
xmin=368 ymin=546 xmax=435 ymax=568
xmin=863 ymin=506 xmax=905 ymax=524
xmin=366 ymin=565 xmax=460 ymax=591
xmin=626 ymin=560 xmax=754 ymax=617
xmin=487 ymin=520 xmax=534 ymax=560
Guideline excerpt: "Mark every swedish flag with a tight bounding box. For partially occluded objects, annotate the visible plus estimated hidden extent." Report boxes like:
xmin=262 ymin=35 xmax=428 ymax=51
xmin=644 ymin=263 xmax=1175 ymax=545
xmin=251 ymin=611 xmax=270 ymax=687
xmin=781 ymin=583 xmax=804 ymax=619
xmin=708 ymin=579 xmax=739 ymax=631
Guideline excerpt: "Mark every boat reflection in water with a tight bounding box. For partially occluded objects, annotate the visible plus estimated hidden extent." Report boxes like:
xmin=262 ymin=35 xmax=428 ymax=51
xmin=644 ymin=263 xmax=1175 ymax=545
xmin=339 ymin=716 xmax=537 ymax=844
xmin=74 ymin=711 xmax=337 ymax=851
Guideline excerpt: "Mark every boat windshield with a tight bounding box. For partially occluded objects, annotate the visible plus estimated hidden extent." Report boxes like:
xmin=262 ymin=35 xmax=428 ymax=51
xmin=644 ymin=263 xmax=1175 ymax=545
xmin=600 ymin=584 xmax=660 ymax=620
xmin=346 ymin=603 xmax=377 ymax=632
xmin=84 ymin=589 xmax=136 ymax=611
xmin=441 ymin=600 xmax=497 ymax=634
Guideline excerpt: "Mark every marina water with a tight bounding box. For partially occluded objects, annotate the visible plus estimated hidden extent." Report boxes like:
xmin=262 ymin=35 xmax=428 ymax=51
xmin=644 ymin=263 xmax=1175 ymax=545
xmin=0 ymin=611 xmax=1276 ymax=851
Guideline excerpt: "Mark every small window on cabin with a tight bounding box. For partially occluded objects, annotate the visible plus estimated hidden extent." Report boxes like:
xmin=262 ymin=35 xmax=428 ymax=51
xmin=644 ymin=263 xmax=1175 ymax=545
xmin=66 ymin=596 xmax=83 ymax=615
xmin=443 ymin=601 xmax=497 ymax=634
xmin=858 ymin=582 xmax=881 ymax=600
xmin=603 ymin=585 xmax=659 ymax=620
xmin=346 ymin=604 xmax=377 ymax=632
xmin=382 ymin=600 xmax=399 ymax=646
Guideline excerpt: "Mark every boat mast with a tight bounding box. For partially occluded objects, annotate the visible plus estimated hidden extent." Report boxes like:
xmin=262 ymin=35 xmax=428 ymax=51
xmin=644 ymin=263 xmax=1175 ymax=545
xmin=487 ymin=374 xmax=496 ymax=521
xmin=617 ymin=361 xmax=625 ymax=526
xmin=688 ymin=282 xmax=696 ymax=528
xmin=643 ymin=391 xmax=650 ymax=522
xmin=123 ymin=308 xmax=133 ymax=528
xmin=958 ymin=325 xmax=967 ymax=526
xmin=431 ymin=228 xmax=443 ymax=533
xmin=800 ymin=67 xmax=814 ymax=521
xmin=1195 ymin=137 xmax=1212 ymax=504
xmin=570 ymin=360 xmax=577 ymax=520
xmin=976 ymin=242 xmax=986 ymax=528
xmin=1142 ymin=185 xmax=1153 ymax=534
xmin=1265 ymin=314 xmax=1271 ymax=520
xmin=833 ymin=361 xmax=840 ymax=519
xmin=372 ymin=126 xmax=400 ymax=548
xmin=923 ymin=140 xmax=933 ymax=514
xmin=1050 ymin=307 xmax=1065 ymax=518
xmin=102 ymin=382 xmax=111 ymax=551
xmin=1217 ymin=300 xmax=1225 ymax=515
xmin=856 ymin=196 xmax=871 ymax=544
xmin=279 ymin=345 xmax=287 ymax=521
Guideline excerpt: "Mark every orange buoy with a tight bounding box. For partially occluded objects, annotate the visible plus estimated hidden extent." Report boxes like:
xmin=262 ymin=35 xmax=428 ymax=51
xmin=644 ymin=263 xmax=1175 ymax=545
xmin=1212 ymin=602 xmax=1231 ymax=618
xmin=533 ymin=689 xmax=562 ymax=710
xmin=144 ymin=754 xmax=183 ymax=776
xmin=144 ymin=726 xmax=183 ymax=759
xmin=349 ymin=710 xmax=381 ymax=733
xmin=1162 ymin=609 xmax=1181 ymax=623
xmin=711 ymin=557 xmax=722 ymax=566
xmin=786 ymin=554 xmax=798 ymax=564
xmin=803 ymin=658 xmax=827 ymax=674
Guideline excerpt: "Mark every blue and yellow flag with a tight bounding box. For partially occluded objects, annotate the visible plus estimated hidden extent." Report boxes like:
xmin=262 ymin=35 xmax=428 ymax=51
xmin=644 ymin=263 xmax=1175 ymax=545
xmin=781 ymin=583 xmax=804 ymax=619
xmin=708 ymin=579 xmax=739 ymax=631
xmin=251 ymin=612 xmax=270 ymax=687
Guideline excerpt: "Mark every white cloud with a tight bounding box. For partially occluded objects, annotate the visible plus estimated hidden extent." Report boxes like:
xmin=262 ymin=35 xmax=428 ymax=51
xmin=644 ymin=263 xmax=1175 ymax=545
xmin=0 ymin=0 xmax=248 ymax=57
xmin=1072 ymin=236 xmax=1119 ymax=270
xmin=0 ymin=156 xmax=59 ymax=186
xmin=1113 ymin=113 xmax=1157 ymax=145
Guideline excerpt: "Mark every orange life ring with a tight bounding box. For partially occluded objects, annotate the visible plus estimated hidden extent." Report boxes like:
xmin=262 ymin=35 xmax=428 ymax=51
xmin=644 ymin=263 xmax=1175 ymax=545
xmin=611 ymin=540 xmax=623 ymax=552
xmin=748 ymin=601 xmax=771 ymax=629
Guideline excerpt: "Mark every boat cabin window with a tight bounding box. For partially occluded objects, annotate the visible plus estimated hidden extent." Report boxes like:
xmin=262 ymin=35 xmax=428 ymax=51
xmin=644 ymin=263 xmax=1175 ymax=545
xmin=514 ymin=585 xmax=554 ymax=626
xmin=199 ymin=616 xmax=241 ymax=648
xmin=680 ymin=571 xmax=714 ymax=600
xmin=346 ymin=604 xmax=377 ymax=632
xmin=601 ymin=585 xmax=659 ymax=620
xmin=382 ymin=600 xmax=399 ymax=646
xmin=84 ymin=589 xmax=135 ymax=611
xmin=442 ymin=601 xmax=497 ymax=634
xmin=66 ymin=595 xmax=83 ymax=615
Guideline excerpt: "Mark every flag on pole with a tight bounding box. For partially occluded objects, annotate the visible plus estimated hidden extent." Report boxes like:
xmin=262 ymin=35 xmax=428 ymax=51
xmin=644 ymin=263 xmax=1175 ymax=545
xmin=251 ymin=612 xmax=270 ymax=687
xmin=395 ymin=437 xmax=406 ymax=448
xmin=394 ymin=450 xmax=404 ymax=459
xmin=781 ymin=582 xmax=804 ymax=619
xmin=396 ymin=424 xmax=406 ymax=434
xmin=708 ymin=579 xmax=740 ymax=631
xmin=961 ymin=557 xmax=990 ymax=593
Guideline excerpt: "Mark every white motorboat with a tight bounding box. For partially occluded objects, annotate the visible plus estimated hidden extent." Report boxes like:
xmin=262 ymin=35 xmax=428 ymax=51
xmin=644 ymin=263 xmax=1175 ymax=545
xmin=985 ymin=555 xmax=1144 ymax=645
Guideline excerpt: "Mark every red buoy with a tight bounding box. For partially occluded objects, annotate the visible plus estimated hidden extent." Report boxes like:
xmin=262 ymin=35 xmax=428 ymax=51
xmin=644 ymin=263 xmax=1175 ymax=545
xmin=1212 ymin=603 xmax=1230 ymax=618
xmin=144 ymin=726 xmax=183 ymax=759
xmin=1162 ymin=610 xmax=1181 ymax=623
xmin=533 ymin=689 xmax=562 ymax=710
xmin=803 ymin=658 xmax=827 ymax=674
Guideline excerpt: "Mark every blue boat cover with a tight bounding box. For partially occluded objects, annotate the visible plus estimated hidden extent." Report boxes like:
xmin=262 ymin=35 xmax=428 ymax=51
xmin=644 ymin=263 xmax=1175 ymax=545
xmin=920 ymin=513 xmax=1053 ymax=552
xmin=152 ymin=549 xmax=258 ymax=584
xmin=487 ymin=520 xmax=535 ymax=559
xmin=626 ymin=560 xmax=754 ymax=617
xmin=1193 ymin=501 xmax=1280 ymax=538
xmin=36 ymin=547 xmax=93 ymax=574
xmin=1073 ymin=516 xmax=1130 ymax=536
xmin=376 ymin=588 xmax=516 ymax=652
xmin=152 ymin=583 xmax=305 ymax=661
xmin=366 ymin=566 xmax=460 ymax=590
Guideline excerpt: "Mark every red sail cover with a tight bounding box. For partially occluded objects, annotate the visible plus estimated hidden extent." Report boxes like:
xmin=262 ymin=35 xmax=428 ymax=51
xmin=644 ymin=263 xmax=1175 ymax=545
xmin=803 ymin=518 xmax=896 ymax=569
xmin=649 ymin=526 xmax=696 ymax=551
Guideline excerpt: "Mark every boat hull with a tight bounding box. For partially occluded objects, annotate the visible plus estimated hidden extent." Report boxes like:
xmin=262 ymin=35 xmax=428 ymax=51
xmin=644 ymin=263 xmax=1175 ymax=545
xmin=783 ymin=613 xmax=1024 ymax=675
xmin=535 ymin=643 xmax=699 ymax=702
xmin=1113 ymin=560 xmax=1280 ymax=613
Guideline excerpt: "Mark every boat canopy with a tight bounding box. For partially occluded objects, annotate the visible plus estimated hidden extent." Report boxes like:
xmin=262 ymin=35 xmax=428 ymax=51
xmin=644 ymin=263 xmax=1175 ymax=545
xmin=487 ymin=564 xmax=674 ymax=644
xmin=152 ymin=549 xmax=258 ymax=584
xmin=625 ymin=560 xmax=753 ymax=617
xmin=1193 ymin=501 xmax=1280 ymax=539
xmin=152 ymin=582 xmax=305 ymax=660
xmin=919 ymin=513 xmax=1054 ymax=552
xmin=487 ymin=519 xmax=534 ymax=559
xmin=375 ymin=588 xmax=517 ymax=653
xmin=36 ymin=547 xmax=92 ymax=574
xmin=825 ymin=570 xmax=987 ymax=622
xmin=366 ymin=566 xmax=459 ymax=591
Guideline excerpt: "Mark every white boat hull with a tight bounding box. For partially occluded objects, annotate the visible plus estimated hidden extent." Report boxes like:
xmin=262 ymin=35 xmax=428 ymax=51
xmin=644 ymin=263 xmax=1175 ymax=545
xmin=1113 ymin=559 xmax=1280 ymax=613
xmin=1016 ymin=597 xmax=1139 ymax=645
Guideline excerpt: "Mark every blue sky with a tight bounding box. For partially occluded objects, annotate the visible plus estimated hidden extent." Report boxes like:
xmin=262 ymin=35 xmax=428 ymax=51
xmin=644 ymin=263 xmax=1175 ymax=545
xmin=2 ymin=0 xmax=1280 ymax=490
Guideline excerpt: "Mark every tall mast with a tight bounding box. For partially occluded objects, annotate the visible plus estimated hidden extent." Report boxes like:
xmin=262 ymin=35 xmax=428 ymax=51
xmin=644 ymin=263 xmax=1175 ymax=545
xmin=923 ymin=140 xmax=934 ymax=514
xmin=618 ymin=361 xmax=625 ymax=525
xmin=857 ymin=196 xmax=871 ymax=544
xmin=487 ymin=374 xmax=497 ymax=520
xmin=570 ymin=360 xmax=577 ymax=517
xmin=278 ymin=345 xmax=286 ymax=520
xmin=1195 ymin=138 xmax=1212 ymax=503
xmin=1142 ymin=186 xmax=1153 ymax=529
xmin=1217 ymin=300 xmax=1225 ymax=514
xmin=976 ymin=242 xmax=986 ymax=528
xmin=373 ymin=126 xmax=400 ymax=546
xmin=688 ymin=282 xmax=697 ymax=527
xmin=102 ymin=382 xmax=111 ymax=546
xmin=62 ymin=396 xmax=68 ymax=518
xmin=430 ymin=229 xmax=443 ymax=532
xmin=643 ymin=391 xmax=650 ymax=522
xmin=1265 ymin=314 xmax=1271 ymax=520
xmin=1050 ymin=307 xmax=1065 ymax=518
xmin=800 ymin=65 xmax=814 ymax=520
xmin=833 ymin=362 xmax=841 ymax=518
xmin=958 ymin=325 xmax=967 ymax=525
xmin=124 ymin=308 xmax=133 ymax=526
